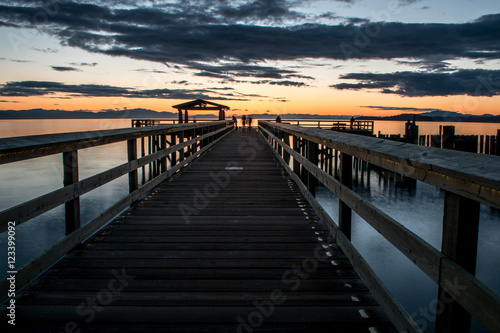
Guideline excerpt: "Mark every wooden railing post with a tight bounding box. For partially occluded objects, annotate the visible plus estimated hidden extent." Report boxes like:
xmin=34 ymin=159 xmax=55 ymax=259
xmin=283 ymin=132 xmax=290 ymax=164
xmin=170 ymin=133 xmax=177 ymax=167
xmin=179 ymin=131 xmax=185 ymax=162
xmin=63 ymin=151 xmax=80 ymax=235
xmin=307 ymin=140 xmax=318 ymax=196
xmin=277 ymin=129 xmax=283 ymax=157
xmin=292 ymin=135 xmax=300 ymax=176
xmin=127 ymin=139 xmax=138 ymax=193
xmin=435 ymin=191 xmax=480 ymax=333
xmin=339 ymin=152 xmax=352 ymax=239
xmin=160 ymin=134 xmax=167 ymax=173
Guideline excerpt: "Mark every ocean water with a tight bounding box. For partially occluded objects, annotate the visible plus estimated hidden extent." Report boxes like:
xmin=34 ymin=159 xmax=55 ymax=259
xmin=0 ymin=119 xmax=499 ymax=333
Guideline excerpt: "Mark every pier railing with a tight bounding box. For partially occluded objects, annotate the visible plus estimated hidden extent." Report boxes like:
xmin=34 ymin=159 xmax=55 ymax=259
xmin=0 ymin=120 xmax=234 ymax=297
xmin=131 ymin=118 xmax=220 ymax=127
xmin=281 ymin=119 xmax=374 ymax=133
xmin=259 ymin=121 xmax=500 ymax=333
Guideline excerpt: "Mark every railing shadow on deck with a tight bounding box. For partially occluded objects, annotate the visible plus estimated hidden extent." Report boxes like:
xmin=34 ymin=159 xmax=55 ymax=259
xmin=0 ymin=120 xmax=235 ymax=300
xmin=258 ymin=120 xmax=500 ymax=333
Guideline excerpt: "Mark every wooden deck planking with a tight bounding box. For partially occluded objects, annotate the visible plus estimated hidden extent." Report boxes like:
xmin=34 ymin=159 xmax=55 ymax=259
xmin=7 ymin=128 xmax=396 ymax=332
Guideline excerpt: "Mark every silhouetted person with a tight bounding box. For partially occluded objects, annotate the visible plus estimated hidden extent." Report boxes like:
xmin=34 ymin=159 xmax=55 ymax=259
xmin=248 ymin=116 xmax=253 ymax=128
xmin=276 ymin=115 xmax=281 ymax=123
xmin=241 ymin=115 xmax=246 ymax=127
xmin=350 ymin=116 xmax=355 ymax=129
xmin=232 ymin=115 xmax=238 ymax=129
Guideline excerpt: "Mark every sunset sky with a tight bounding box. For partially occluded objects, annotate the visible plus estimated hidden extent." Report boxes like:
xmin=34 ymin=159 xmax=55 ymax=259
xmin=0 ymin=0 xmax=499 ymax=117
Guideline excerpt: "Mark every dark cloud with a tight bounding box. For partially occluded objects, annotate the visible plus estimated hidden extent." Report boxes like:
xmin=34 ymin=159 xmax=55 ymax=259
xmin=331 ymin=69 xmax=500 ymax=97
xmin=10 ymin=59 xmax=31 ymax=63
xmin=251 ymin=80 xmax=309 ymax=87
xmin=316 ymin=12 xmax=369 ymax=25
xmin=32 ymin=47 xmax=59 ymax=53
xmin=134 ymin=68 xmax=169 ymax=74
xmin=0 ymin=20 xmax=17 ymax=27
xmin=69 ymin=62 xmax=97 ymax=66
xmin=0 ymin=81 xmax=248 ymax=100
xmin=189 ymin=62 xmax=312 ymax=80
xmin=396 ymin=58 xmax=454 ymax=72
xmin=219 ymin=0 xmax=305 ymax=23
xmin=0 ymin=1 xmax=498 ymax=65
xmin=399 ymin=0 xmax=422 ymax=4
xmin=51 ymin=66 xmax=81 ymax=72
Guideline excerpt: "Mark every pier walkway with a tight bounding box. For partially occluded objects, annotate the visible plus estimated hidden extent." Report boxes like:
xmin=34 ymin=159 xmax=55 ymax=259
xmin=6 ymin=129 xmax=396 ymax=332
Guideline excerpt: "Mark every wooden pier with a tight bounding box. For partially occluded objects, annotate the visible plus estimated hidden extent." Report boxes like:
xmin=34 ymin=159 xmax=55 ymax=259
xmin=1 ymin=128 xmax=395 ymax=332
xmin=1 ymin=120 xmax=499 ymax=333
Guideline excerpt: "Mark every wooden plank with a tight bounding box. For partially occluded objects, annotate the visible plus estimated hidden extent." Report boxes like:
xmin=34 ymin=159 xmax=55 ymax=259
xmin=13 ymin=305 xmax=394 ymax=324
xmin=10 ymin=322 xmax=394 ymax=333
xmin=16 ymin=290 xmax=378 ymax=306
xmin=53 ymin=257 xmax=348 ymax=269
xmin=41 ymin=266 xmax=354 ymax=280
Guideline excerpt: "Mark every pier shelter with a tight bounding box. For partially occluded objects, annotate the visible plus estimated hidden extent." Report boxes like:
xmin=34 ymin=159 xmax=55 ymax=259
xmin=173 ymin=99 xmax=229 ymax=123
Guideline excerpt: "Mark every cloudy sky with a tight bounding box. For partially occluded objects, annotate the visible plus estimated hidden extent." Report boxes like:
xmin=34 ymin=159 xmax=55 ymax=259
xmin=0 ymin=0 xmax=499 ymax=116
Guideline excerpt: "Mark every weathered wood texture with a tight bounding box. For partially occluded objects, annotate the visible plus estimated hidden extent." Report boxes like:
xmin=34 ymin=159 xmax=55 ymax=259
xmin=1 ymin=129 xmax=395 ymax=332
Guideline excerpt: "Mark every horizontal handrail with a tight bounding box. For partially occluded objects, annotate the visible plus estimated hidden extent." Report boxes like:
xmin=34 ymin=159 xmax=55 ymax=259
xmin=259 ymin=121 xmax=500 ymax=333
xmin=260 ymin=121 xmax=500 ymax=209
xmin=0 ymin=121 xmax=231 ymax=165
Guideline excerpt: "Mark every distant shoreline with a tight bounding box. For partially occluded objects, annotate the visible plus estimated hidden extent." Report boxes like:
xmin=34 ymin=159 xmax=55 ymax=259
xmin=1 ymin=108 xmax=500 ymax=123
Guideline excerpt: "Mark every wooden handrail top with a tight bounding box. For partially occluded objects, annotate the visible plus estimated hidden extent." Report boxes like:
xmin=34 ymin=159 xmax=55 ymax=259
xmin=0 ymin=121 xmax=229 ymax=165
xmin=260 ymin=121 xmax=500 ymax=207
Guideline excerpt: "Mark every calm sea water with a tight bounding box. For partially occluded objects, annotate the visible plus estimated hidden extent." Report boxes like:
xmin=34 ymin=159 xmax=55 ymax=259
xmin=0 ymin=119 xmax=499 ymax=333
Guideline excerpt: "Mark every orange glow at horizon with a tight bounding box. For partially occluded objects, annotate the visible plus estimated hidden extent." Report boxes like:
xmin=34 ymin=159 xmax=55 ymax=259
xmin=1 ymin=91 xmax=499 ymax=117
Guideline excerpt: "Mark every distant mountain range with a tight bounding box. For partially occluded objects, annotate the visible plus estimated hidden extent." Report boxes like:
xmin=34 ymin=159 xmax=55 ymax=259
xmin=357 ymin=110 xmax=500 ymax=123
xmin=0 ymin=108 xmax=183 ymax=119
xmin=0 ymin=108 xmax=499 ymax=122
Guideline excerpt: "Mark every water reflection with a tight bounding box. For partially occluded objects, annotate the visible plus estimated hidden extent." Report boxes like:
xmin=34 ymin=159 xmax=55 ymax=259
xmin=316 ymin=162 xmax=498 ymax=333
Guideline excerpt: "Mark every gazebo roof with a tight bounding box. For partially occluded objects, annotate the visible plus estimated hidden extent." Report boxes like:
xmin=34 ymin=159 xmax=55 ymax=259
xmin=172 ymin=99 xmax=230 ymax=111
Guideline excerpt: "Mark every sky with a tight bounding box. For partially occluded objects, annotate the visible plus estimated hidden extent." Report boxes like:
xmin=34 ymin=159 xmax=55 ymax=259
xmin=0 ymin=0 xmax=499 ymax=117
